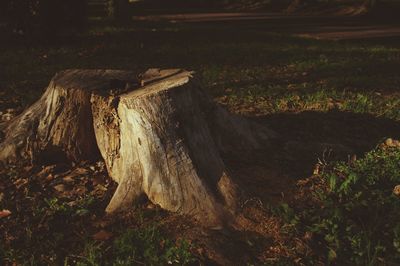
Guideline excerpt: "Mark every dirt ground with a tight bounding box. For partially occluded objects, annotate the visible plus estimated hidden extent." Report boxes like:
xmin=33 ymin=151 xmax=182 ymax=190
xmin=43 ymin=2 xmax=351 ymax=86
xmin=2 ymin=104 xmax=399 ymax=264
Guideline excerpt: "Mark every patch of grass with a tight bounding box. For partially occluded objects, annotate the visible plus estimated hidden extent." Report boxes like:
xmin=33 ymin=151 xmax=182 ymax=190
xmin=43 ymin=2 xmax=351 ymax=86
xmin=1 ymin=196 xmax=97 ymax=265
xmin=41 ymin=196 xmax=95 ymax=218
xmin=113 ymin=226 xmax=195 ymax=266
xmin=74 ymin=242 xmax=105 ymax=266
xmin=283 ymin=144 xmax=400 ymax=265
xmin=2 ymin=212 xmax=196 ymax=266
xmin=2 ymin=21 xmax=400 ymax=116
xmin=72 ymin=226 xmax=196 ymax=266
xmin=219 ymin=84 xmax=400 ymax=120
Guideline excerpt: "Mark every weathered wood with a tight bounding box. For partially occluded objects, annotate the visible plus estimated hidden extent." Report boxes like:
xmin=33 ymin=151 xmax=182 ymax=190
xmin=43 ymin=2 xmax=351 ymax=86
xmin=0 ymin=68 xmax=275 ymax=226
xmin=0 ymin=69 xmax=137 ymax=163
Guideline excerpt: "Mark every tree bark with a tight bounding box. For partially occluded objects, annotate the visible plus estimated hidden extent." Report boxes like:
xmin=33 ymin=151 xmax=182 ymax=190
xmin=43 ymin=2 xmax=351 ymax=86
xmin=0 ymin=69 xmax=137 ymax=163
xmin=0 ymin=68 xmax=275 ymax=226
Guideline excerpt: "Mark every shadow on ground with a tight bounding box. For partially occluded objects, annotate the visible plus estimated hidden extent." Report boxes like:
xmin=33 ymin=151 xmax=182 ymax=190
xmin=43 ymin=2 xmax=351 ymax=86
xmin=226 ymin=110 xmax=400 ymax=204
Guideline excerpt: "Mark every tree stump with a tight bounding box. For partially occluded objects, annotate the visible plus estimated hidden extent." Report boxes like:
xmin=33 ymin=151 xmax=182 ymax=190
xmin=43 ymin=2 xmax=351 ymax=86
xmin=0 ymin=68 xmax=275 ymax=225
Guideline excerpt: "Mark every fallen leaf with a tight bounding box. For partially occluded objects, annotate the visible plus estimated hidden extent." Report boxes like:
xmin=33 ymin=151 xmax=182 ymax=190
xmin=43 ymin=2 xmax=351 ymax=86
xmin=92 ymin=176 xmax=104 ymax=186
xmin=36 ymin=165 xmax=56 ymax=181
xmin=63 ymin=175 xmax=75 ymax=183
xmin=94 ymin=184 xmax=107 ymax=192
xmin=393 ymin=185 xmax=400 ymax=197
xmin=13 ymin=178 xmax=28 ymax=189
xmin=196 ymin=247 xmax=205 ymax=255
xmin=37 ymin=165 xmax=57 ymax=179
xmin=54 ymin=184 xmax=66 ymax=192
xmin=92 ymin=230 xmax=113 ymax=241
xmin=0 ymin=209 xmax=11 ymax=218
xmin=72 ymin=167 xmax=90 ymax=176
xmin=46 ymin=174 xmax=54 ymax=181
xmin=73 ymin=186 xmax=87 ymax=195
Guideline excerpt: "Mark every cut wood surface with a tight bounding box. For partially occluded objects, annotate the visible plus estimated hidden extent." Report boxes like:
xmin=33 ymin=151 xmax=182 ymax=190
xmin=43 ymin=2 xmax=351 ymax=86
xmin=0 ymin=68 xmax=275 ymax=225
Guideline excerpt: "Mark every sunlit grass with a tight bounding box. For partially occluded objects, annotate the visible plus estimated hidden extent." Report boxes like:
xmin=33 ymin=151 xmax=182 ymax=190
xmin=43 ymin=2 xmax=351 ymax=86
xmin=1 ymin=21 xmax=400 ymax=119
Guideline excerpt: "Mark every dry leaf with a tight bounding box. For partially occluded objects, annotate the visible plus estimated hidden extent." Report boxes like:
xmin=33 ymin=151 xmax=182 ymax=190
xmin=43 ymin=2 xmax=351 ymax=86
xmin=54 ymin=184 xmax=66 ymax=192
xmin=73 ymin=185 xmax=87 ymax=195
xmin=45 ymin=174 xmax=54 ymax=181
xmin=72 ymin=167 xmax=89 ymax=176
xmin=0 ymin=209 xmax=11 ymax=218
xmin=92 ymin=230 xmax=113 ymax=241
xmin=92 ymin=176 xmax=104 ymax=186
xmin=14 ymin=178 xmax=28 ymax=189
xmin=393 ymin=185 xmax=400 ymax=197
xmin=63 ymin=175 xmax=75 ymax=183
xmin=37 ymin=165 xmax=57 ymax=178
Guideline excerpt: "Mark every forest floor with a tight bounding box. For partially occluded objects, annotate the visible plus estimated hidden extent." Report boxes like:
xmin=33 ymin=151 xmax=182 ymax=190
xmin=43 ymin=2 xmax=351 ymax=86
xmin=1 ymin=14 xmax=400 ymax=265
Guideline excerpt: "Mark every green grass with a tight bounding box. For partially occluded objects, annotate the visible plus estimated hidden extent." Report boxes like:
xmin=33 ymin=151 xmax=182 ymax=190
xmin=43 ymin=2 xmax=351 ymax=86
xmin=111 ymin=226 xmax=195 ymax=266
xmin=0 ymin=161 xmax=195 ymax=265
xmin=67 ymin=226 xmax=195 ymax=266
xmin=1 ymin=193 xmax=195 ymax=266
xmin=2 ymin=21 xmax=400 ymax=119
xmin=222 ymin=87 xmax=400 ymax=119
xmin=274 ymin=144 xmax=400 ymax=265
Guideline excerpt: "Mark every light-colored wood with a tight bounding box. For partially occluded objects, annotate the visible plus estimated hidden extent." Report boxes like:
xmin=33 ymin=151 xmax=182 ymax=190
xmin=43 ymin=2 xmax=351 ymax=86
xmin=0 ymin=69 xmax=137 ymax=163
xmin=0 ymin=68 xmax=275 ymax=226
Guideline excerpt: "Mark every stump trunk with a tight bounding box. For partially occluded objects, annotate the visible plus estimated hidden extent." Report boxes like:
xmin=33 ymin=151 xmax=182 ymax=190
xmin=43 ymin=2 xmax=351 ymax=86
xmin=0 ymin=68 xmax=275 ymax=225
